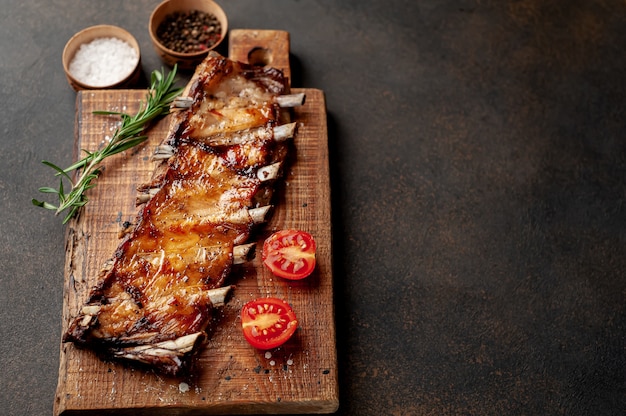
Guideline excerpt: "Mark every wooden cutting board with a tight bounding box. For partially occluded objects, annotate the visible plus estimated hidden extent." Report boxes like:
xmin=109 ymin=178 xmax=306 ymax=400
xmin=54 ymin=30 xmax=338 ymax=415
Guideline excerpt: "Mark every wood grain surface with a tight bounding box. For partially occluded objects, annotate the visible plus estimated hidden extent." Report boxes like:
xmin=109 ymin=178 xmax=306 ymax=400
xmin=54 ymin=30 xmax=337 ymax=415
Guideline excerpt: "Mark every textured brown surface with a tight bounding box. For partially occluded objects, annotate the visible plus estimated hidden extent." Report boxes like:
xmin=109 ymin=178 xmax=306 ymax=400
xmin=2 ymin=1 xmax=626 ymax=415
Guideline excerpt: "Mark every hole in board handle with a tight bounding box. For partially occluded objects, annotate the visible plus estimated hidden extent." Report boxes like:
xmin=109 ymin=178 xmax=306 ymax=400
xmin=247 ymin=47 xmax=272 ymax=67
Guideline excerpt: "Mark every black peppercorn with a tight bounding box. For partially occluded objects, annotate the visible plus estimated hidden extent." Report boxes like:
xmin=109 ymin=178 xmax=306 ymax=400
xmin=157 ymin=10 xmax=222 ymax=53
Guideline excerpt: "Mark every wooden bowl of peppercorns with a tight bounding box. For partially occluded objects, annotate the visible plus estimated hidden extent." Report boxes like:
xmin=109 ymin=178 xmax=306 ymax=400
xmin=149 ymin=0 xmax=227 ymax=70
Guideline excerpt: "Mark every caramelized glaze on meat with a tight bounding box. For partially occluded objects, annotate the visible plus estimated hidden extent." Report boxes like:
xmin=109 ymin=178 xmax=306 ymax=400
xmin=64 ymin=52 xmax=290 ymax=375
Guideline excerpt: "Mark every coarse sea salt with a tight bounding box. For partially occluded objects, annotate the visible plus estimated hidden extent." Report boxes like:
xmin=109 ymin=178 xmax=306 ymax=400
xmin=69 ymin=37 xmax=138 ymax=87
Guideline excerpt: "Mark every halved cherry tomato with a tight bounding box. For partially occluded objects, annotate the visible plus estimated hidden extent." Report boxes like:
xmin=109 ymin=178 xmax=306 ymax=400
xmin=262 ymin=229 xmax=316 ymax=280
xmin=240 ymin=297 xmax=298 ymax=349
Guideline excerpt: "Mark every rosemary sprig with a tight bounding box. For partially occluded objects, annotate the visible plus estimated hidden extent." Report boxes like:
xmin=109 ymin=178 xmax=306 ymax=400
xmin=33 ymin=66 xmax=183 ymax=224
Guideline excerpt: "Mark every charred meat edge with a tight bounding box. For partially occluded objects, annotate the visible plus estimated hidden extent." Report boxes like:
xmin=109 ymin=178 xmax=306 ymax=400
xmin=63 ymin=52 xmax=305 ymax=376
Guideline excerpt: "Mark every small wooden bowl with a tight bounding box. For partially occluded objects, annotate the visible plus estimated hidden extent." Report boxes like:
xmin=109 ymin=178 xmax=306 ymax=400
xmin=62 ymin=25 xmax=141 ymax=91
xmin=149 ymin=0 xmax=228 ymax=70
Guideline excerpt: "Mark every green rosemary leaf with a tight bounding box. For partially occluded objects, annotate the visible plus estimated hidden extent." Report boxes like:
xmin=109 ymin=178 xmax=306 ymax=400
xmin=58 ymin=176 xmax=65 ymax=197
xmin=32 ymin=199 xmax=57 ymax=210
xmin=33 ymin=65 xmax=183 ymax=223
xmin=107 ymin=136 xmax=149 ymax=156
xmin=151 ymin=69 xmax=163 ymax=85
xmin=41 ymin=160 xmax=73 ymax=180
xmin=37 ymin=187 xmax=60 ymax=194
xmin=92 ymin=110 xmax=122 ymax=116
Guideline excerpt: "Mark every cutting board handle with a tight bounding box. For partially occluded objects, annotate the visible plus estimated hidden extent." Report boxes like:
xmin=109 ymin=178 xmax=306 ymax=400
xmin=228 ymin=29 xmax=291 ymax=87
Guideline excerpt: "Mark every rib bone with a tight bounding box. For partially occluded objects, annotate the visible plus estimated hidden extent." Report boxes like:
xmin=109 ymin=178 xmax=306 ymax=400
xmin=171 ymin=96 xmax=193 ymax=109
xmin=248 ymin=205 xmax=272 ymax=224
xmin=136 ymin=187 xmax=160 ymax=204
xmin=276 ymin=93 xmax=306 ymax=107
xmin=273 ymin=122 xmax=297 ymax=141
xmin=115 ymin=332 xmax=200 ymax=357
xmin=233 ymin=243 xmax=256 ymax=264
xmin=152 ymin=144 xmax=175 ymax=160
xmin=257 ymin=162 xmax=282 ymax=181
xmin=174 ymin=93 xmax=306 ymax=109
xmin=206 ymin=285 xmax=233 ymax=307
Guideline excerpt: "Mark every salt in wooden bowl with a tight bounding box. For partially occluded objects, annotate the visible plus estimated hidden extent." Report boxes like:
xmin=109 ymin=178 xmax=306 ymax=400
xmin=62 ymin=25 xmax=141 ymax=91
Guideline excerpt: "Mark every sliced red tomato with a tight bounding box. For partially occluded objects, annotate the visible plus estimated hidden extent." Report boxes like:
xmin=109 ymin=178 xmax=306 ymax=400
xmin=262 ymin=229 xmax=316 ymax=280
xmin=240 ymin=297 xmax=298 ymax=349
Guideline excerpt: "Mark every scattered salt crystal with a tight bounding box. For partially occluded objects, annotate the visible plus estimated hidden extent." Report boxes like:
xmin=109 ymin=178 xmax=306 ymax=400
xmin=178 ymin=382 xmax=190 ymax=393
xmin=264 ymin=351 xmax=272 ymax=359
xmin=286 ymin=359 xmax=294 ymax=366
xmin=269 ymin=360 xmax=276 ymax=366
xmin=69 ymin=37 xmax=138 ymax=87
